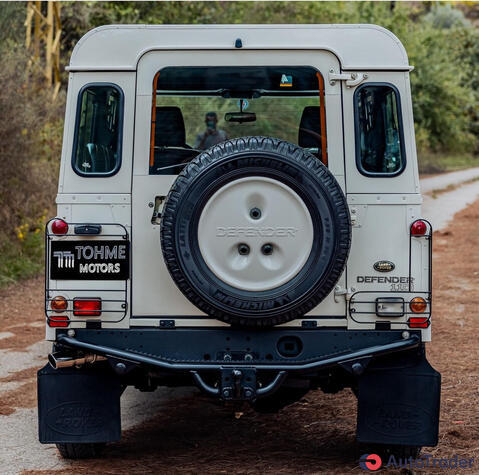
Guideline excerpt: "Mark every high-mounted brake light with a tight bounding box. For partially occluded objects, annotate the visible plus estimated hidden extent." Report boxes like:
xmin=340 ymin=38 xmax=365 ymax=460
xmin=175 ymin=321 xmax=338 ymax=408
xmin=73 ymin=298 xmax=102 ymax=316
xmin=51 ymin=219 xmax=69 ymax=235
xmin=408 ymin=317 xmax=429 ymax=328
xmin=50 ymin=296 xmax=68 ymax=312
xmin=411 ymin=219 xmax=427 ymax=236
xmin=48 ymin=315 xmax=69 ymax=328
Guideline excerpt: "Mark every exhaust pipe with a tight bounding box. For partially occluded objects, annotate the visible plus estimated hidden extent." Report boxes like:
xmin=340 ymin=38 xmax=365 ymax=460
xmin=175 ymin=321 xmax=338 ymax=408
xmin=48 ymin=352 xmax=107 ymax=369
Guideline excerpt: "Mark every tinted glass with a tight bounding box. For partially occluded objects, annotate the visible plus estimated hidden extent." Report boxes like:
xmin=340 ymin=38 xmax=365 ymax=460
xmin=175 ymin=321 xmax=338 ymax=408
xmin=355 ymin=85 xmax=404 ymax=175
xmin=151 ymin=66 xmax=325 ymax=175
xmin=73 ymin=85 xmax=122 ymax=175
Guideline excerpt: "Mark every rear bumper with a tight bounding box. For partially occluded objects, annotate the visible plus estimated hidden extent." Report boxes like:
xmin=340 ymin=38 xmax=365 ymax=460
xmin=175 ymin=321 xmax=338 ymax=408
xmin=55 ymin=327 xmax=421 ymax=374
xmin=41 ymin=328 xmax=440 ymax=447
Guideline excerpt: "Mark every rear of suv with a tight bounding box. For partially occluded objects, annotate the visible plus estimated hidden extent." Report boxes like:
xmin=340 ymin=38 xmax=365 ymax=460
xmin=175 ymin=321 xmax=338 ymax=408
xmin=38 ymin=24 xmax=440 ymax=460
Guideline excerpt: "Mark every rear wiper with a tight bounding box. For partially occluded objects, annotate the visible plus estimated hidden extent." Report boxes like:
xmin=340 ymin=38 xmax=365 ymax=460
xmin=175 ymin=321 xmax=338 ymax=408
xmin=154 ymin=146 xmax=201 ymax=152
xmin=155 ymin=162 xmax=189 ymax=172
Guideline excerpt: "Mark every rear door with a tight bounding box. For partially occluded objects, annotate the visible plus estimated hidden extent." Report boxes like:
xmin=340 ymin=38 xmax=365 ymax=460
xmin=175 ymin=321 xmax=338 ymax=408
xmin=132 ymin=49 xmax=346 ymax=325
xmin=340 ymin=71 xmax=429 ymax=333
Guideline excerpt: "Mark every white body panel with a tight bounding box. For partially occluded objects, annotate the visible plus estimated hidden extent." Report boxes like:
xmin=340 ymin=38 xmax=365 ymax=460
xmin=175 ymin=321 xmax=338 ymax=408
xmin=47 ymin=24 xmax=431 ymax=341
xmin=68 ymin=24 xmax=410 ymax=72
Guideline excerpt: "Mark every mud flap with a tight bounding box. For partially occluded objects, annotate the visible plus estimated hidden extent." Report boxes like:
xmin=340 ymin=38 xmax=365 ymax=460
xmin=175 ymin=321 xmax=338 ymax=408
xmin=38 ymin=363 xmax=121 ymax=443
xmin=356 ymin=353 xmax=440 ymax=447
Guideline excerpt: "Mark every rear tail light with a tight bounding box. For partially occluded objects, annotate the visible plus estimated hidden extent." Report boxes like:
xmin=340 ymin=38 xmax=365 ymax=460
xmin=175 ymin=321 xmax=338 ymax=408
xmin=410 ymin=296 xmax=427 ymax=313
xmin=408 ymin=297 xmax=429 ymax=328
xmin=51 ymin=219 xmax=69 ymax=235
xmin=50 ymin=296 xmax=68 ymax=312
xmin=408 ymin=317 xmax=429 ymax=328
xmin=73 ymin=298 xmax=101 ymax=316
xmin=48 ymin=315 xmax=69 ymax=327
xmin=411 ymin=219 xmax=427 ymax=236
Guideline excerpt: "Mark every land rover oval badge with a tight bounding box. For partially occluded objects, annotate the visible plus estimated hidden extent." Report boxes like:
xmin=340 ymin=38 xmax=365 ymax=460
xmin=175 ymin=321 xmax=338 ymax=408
xmin=374 ymin=260 xmax=395 ymax=272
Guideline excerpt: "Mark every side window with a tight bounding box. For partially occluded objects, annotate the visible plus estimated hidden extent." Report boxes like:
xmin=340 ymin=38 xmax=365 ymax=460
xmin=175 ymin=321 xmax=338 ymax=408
xmin=355 ymin=84 xmax=405 ymax=176
xmin=73 ymin=84 xmax=123 ymax=176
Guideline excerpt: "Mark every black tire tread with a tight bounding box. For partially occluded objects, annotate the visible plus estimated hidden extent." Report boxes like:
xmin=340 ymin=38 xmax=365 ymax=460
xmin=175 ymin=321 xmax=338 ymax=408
xmin=161 ymin=136 xmax=351 ymax=327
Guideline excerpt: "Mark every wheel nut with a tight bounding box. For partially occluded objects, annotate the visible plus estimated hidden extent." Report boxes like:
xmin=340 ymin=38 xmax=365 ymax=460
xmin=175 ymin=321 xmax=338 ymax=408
xmin=261 ymin=243 xmax=273 ymax=255
xmin=250 ymin=208 xmax=262 ymax=220
xmin=238 ymin=243 xmax=250 ymax=255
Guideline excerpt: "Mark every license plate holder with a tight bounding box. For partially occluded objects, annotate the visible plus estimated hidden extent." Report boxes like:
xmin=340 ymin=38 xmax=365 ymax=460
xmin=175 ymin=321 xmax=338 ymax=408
xmin=50 ymin=240 xmax=130 ymax=280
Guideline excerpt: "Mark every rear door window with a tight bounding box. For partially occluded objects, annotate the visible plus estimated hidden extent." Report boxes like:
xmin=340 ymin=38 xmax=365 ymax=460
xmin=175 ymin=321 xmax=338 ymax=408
xmin=149 ymin=66 xmax=327 ymax=175
xmin=73 ymin=84 xmax=123 ymax=176
xmin=355 ymin=84 xmax=405 ymax=176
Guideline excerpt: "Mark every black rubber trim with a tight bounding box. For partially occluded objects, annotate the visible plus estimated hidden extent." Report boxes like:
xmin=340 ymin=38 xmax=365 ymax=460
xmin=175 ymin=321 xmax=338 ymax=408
xmin=353 ymin=82 xmax=406 ymax=178
xmin=71 ymin=82 xmax=124 ymax=178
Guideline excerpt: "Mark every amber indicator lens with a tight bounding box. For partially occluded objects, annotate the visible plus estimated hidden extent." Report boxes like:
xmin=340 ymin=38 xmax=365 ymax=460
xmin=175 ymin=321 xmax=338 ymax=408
xmin=410 ymin=297 xmax=427 ymax=313
xmin=50 ymin=296 xmax=68 ymax=312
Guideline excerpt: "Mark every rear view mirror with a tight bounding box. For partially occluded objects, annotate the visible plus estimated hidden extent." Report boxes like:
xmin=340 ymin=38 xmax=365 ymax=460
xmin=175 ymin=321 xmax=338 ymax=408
xmin=225 ymin=112 xmax=256 ymax=123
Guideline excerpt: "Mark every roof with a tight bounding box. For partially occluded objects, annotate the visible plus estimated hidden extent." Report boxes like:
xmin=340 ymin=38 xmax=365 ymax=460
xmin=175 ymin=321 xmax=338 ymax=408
xmin=68 ymin=24 xmax=411 ymax=72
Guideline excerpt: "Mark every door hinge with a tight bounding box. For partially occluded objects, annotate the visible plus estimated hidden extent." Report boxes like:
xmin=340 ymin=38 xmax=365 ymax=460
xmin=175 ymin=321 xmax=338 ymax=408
xmin=329 ymin=70 xmax=368 ymax=87
xmin=151 ymin=196 xmax=166 ymax=224
xmin=334 ymin=285 xmax=357 ymax=303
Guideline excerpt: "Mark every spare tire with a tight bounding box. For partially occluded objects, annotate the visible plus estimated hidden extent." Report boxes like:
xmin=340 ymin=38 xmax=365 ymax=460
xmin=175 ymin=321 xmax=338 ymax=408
xmin=161 ymin=137 xmax=350 ymax=327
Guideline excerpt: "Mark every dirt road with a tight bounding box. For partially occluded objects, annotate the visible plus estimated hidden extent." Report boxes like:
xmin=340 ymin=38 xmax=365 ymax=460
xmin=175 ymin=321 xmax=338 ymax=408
xmin=421 ymin=168 xmax=479 ymax=231
xmin=1 ymin=177 xmax=479 ymax=474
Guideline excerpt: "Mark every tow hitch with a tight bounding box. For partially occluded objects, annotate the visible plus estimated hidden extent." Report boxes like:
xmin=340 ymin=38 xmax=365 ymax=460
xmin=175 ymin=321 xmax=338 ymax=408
xmin=191 ymin=368 xmax=288 ymax=401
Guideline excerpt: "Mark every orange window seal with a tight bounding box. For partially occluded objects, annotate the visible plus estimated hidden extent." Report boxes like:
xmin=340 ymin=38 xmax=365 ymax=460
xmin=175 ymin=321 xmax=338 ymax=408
xmin=316 ymin=72 xmax=328 ymax=167
xmin=149 ymin=72 xmax=160 ymax=167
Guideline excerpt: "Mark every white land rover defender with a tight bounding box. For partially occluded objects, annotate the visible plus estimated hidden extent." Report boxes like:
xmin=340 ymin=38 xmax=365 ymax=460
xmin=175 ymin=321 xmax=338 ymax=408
xmin=38 ymin=24 xmax=440 ymax=459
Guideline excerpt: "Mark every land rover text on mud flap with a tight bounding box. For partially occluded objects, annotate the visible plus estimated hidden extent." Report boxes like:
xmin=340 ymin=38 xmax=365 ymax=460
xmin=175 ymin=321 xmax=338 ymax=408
xmin=38 ymin=24 xmax=440 ymax=460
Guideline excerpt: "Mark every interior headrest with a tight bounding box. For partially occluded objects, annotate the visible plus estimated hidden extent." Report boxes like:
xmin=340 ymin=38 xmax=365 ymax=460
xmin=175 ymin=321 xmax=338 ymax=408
xmin=298 ymin=106 xmax=322 ymax=149
xmin=155 ymin=106 xmax=186 ymax=147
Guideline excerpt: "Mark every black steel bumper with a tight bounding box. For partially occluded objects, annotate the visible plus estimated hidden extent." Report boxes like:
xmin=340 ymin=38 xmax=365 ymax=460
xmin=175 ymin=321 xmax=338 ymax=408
xmin=54 ymin=328 xmax=421 ymax=398
xmin=56 ymin=328 xmax=420 ymax=371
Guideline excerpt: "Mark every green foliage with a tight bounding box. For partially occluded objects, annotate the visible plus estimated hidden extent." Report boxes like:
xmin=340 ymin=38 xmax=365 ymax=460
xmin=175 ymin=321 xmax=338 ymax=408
xmin=0 ymin=1 xmax=478 ymax=286
xmin=0 ymin=44 xmax=63 ymax=286
xmin=66 ymin=1 xmax=478 ymax=157
xmin=0 ymin=219 xmax=45 ymax=288
xmin=0 ymin=2 xmax=26 ymax=46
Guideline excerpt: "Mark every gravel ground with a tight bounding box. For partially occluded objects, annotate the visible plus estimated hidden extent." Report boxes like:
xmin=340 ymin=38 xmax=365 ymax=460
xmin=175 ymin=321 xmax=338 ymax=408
xmin=1 ymin=178 xmax=478 ymax=474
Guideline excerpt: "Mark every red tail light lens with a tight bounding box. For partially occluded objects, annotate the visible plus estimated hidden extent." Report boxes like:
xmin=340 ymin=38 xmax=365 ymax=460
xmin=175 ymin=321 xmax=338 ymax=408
xmin=408 ymin=317 xmax=429 ymax=328
xmin=73 ymin=298 xmax=101 ymax=316
xmin=48 ymin=315 xmax=69 ymax=327
xmin=411 ymin=219 xmax=427 ymax=236
xmin=51 ymin=219 xmax=69 ymax=235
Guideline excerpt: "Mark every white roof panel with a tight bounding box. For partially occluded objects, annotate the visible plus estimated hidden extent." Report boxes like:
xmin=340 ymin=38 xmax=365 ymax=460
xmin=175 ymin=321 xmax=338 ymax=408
xmin=68 ymin=24 xmax=410 ymax=72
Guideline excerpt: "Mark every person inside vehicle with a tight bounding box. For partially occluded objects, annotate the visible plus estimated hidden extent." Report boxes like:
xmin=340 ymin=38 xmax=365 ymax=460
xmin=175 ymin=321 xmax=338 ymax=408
xmin=194 ymin=112 xmax=228 ymax=150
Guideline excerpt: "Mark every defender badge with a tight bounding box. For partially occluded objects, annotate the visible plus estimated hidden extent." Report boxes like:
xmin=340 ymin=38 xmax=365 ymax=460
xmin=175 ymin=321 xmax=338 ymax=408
xmin=374 ymin=260 xmax=395 ymax=272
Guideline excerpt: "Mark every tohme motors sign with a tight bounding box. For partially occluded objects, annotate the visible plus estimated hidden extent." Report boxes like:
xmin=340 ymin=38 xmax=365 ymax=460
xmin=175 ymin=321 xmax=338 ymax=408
xmin=50 ymin=240 xmax=129 ymax=280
